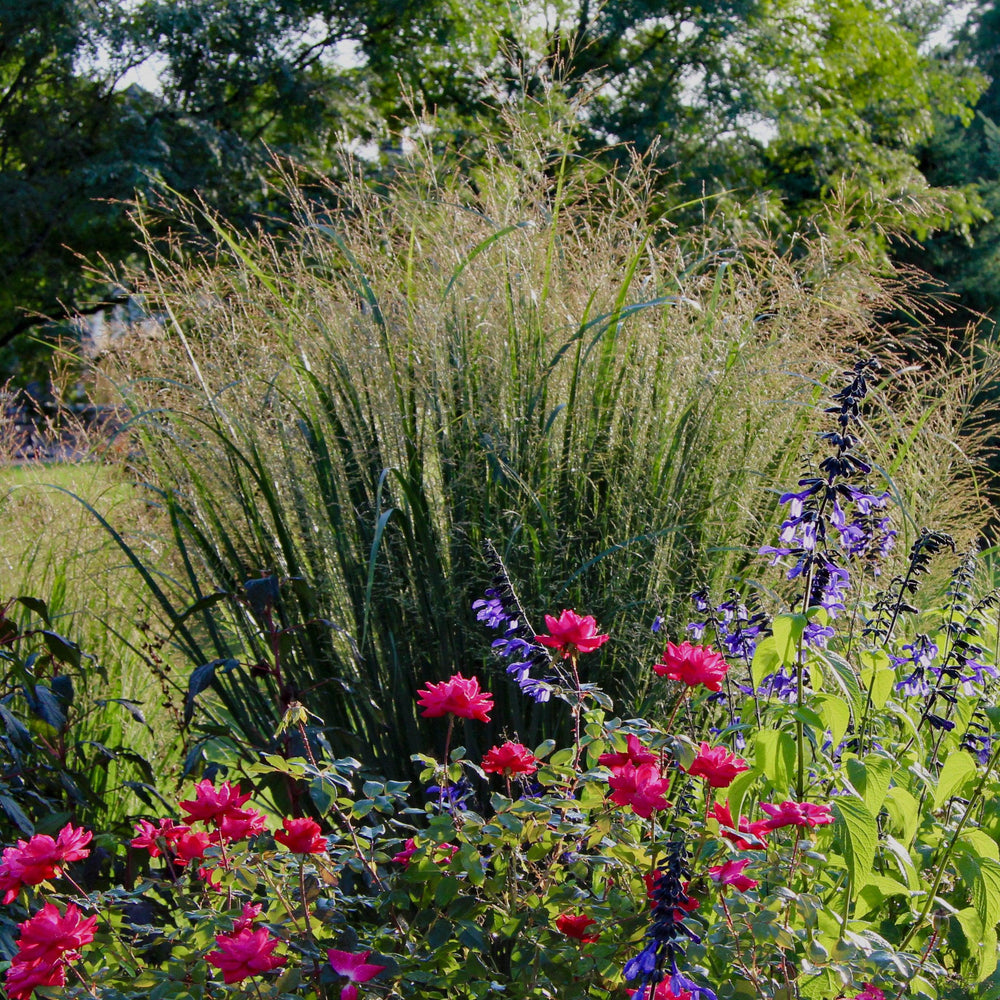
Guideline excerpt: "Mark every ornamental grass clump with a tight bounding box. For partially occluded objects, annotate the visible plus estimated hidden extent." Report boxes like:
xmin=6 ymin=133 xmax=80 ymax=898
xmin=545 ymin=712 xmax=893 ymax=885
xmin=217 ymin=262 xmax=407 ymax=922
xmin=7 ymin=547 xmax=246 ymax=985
xmin=93 ymin=93 xmax=996 ymax=775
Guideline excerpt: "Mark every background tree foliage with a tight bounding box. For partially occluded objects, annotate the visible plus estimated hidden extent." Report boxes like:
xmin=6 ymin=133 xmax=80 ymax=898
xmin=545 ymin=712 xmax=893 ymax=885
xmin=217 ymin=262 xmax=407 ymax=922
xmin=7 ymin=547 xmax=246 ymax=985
xmin=0 ymin=0 xmax=502 ymax=378
xmin=898 ymin=1 xmax=1000 ymax=333
xmin=0 ymin=0 xmax=995 ymax=381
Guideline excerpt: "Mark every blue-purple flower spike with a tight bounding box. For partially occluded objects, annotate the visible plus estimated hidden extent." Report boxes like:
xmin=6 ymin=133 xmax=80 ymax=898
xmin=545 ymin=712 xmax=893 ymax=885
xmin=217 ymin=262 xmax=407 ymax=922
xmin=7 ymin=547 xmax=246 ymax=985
xmin=476 ymin=540 xmax=555 ymax=702
xmin=624 ymin=839 xmax=716 ymax=1000
xmin=759 ymin=358 xmax=896 ymax=615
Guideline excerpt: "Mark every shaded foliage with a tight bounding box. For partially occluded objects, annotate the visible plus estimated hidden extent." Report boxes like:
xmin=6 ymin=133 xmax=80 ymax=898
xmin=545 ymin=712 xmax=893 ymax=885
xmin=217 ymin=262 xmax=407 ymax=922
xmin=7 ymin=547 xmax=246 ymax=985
xmin=0 ymin=0 xmax=990 ymax=383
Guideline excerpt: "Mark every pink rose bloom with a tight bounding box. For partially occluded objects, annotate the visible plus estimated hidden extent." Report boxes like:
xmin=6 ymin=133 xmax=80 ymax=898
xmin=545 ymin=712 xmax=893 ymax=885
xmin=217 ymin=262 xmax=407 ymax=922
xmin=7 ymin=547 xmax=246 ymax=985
xmin=391 ymin=837 xmax=419 ymax=866
xmin=0 ymin=824 xmax=92 ymax=902
xmin=206 ymin=926 xmax=287 ymax=984
xmin=710 ymin=801 xmax=770 ymax=850
xmin=555 ymin=911 xmax=600 ymax=942
xmin=4 ymin=956 xmax=66 ymax=1000
xmin=686 ymin=742 xmax=750 ymax=788
xmin=179 ymin=780 xmax=252 ymax=825
xmin=628 ymin=983 xmax=692 ymax=1000
xmin=534 ymin=609 xmax=610 ymax=658
xmin=199 ymin=864 xmax=224 ymax=891
xmin=416 ymin=672 xmax=493 ymax=722
xmin=173 ymin=829 xmax=212 ymax=866
xmin=708 ymin=858 xmax=759 ymax=892
xmin=275 ymin=817 xmax=328 ymax=854
xmin=482 ymin=742 xmax=539 ymax=777
xmin=760 ymin=800 xmax=835 ymax=831
xmin=14 ymin=902 xmax=97 ymax=966
xmin=598 ymin=734 xmax=657 ymax=773
xmin=0 ymin=863 xmax=21 ymax=903
xmin=233 ymin=902 xmax=263 ymax=932
xmin=328 ymin=949 xmax=387 ymax=1000
xmin=653 ymin=641 xmax=729 ymax=691
xmin=608 ymin=762 xmax=671 ymax=818
xmin=213 ymin=807 xmax=267 ymax=843
xmin=131 ymin=818 xmax=191 ymax=857
xmin=392 ymin=837 xmax=458 ymax=868
xmin=852 ymin=985 xmax=886 ymax=1000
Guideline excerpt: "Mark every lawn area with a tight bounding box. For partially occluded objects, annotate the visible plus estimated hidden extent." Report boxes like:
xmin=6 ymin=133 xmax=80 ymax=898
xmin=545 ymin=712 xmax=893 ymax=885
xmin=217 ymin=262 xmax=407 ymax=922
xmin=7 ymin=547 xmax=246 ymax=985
xmin=0 ymin=458 xmax=177 ymax=806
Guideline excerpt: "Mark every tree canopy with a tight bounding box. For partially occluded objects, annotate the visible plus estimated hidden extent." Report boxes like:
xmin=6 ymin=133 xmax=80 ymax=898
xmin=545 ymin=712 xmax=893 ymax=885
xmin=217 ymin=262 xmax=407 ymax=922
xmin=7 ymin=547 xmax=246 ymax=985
xmin=0 ymin=0 xmax=992 ymax=380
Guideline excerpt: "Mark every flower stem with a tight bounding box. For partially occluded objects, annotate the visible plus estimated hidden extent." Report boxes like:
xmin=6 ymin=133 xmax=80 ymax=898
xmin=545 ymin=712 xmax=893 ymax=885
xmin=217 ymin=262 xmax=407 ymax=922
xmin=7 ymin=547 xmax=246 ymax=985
xmin=899 ymin=737 xmax=1000 ymax=951
xmin=570 ymin=653 xmax=584 ymax=767
xmin=662 ymin=689 xmax=688 ymax=734
xmin=63 ymin=874 xmax=140 ymax=965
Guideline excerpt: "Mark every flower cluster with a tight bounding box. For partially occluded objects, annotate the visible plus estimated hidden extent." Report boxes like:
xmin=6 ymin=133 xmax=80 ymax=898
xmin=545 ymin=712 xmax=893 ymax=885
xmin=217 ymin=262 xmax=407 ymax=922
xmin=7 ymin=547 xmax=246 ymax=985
xmin=474 ymin=540 xmax=556 ymax=701
xmin=686 ymin=591 xmax=769 ymax=664
xmin=624 ymin=841 xmax=715 ymax=1000
xmin=758 ymin=358 xmax=896 ymax=615
xmin=131 ymin=780 xmax=269 ymax=883
xmin=601 ymin=733 xmax=670 ymax=818
xmin=0 ymin=823 xmax=92 ymax=904
xmin=0 ymin=823 xmax=96 ymax=998
xmin=5 ymin=351 xmax=983 ymax=1000
xmin=4 ymin=902 xmax=97 ymax=1000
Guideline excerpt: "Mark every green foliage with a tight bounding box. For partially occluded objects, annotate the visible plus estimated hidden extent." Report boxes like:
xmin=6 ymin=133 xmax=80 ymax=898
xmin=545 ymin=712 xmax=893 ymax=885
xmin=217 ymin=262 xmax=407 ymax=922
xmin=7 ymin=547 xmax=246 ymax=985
xmin=0 ymin=0 xmax=989 ymax=385
xmin=757 ymin=0 xmax=985 ymax=238
xmin=898 ymin=1 xmax=1000 ymax=331
xmin=0 ymin=595 xmax=159 ymax=841
xmin=90 ymin=108 xmax=992 ymax=779
xmin=3 ymin=358 xmax=1000 ymax=1000
xmin=0 ymin=0 xmax=503 ymax=377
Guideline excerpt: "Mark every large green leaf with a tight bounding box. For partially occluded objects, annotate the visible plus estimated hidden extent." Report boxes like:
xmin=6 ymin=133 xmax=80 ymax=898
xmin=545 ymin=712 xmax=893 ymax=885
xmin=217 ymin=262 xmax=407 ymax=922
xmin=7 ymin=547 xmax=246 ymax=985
xmin=859 ymin=661 xmax=894 ymax=710
xmin=799 ymin=970 xmax=842 ymax=999
xmin=961 ymin=829 xmax=1000 ymax=862
xmin=832 ymin=797 xmax=879 ymax=896
xmin=975 ymin=858 xmax=1000 ymax=930
xmin=751 ymin=635 xmax=780 ymax=691
xmin=754 ymin=728 xmax=796 ymax=794
xmin=884 ymin=786 xmax=920 ymax=845
xmin=855 ymin=873 xmax=911 ymax=919
xmin=772 ymin=613 xmax=807 ymax=669
xmin=958 ymin=907 xmax=1000 ymax=982
xmin=726 ymin=767 xmax=762 ymax=828
xmin=844 ymin=754 xmax=894 ymax=815
xmin=815 ymin=693 xmax=851 ymax=749
xmin=933 ymin=750 xmax=978 ymax=810
xmin=818 ymin=649 xmax=863 ymax=710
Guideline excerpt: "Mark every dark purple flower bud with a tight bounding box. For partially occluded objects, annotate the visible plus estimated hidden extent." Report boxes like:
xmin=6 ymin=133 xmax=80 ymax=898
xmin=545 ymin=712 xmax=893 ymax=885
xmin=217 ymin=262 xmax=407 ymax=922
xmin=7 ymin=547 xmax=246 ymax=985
xmin=926 ymin=714 xmax=955 ymax=731
xmin=473 ymin=589 xmax=508 ymax=628
xmin=624 ymin=943 xmax=658 ymax=980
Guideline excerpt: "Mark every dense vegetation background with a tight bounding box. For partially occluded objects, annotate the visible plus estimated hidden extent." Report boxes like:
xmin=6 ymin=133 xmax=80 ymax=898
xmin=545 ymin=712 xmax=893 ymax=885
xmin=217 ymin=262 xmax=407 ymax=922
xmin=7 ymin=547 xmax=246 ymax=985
xmin=8 ymin=11 xmax=1000 ymax=996
xmin=5 ymin=0 xmax=1000 ymax=383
